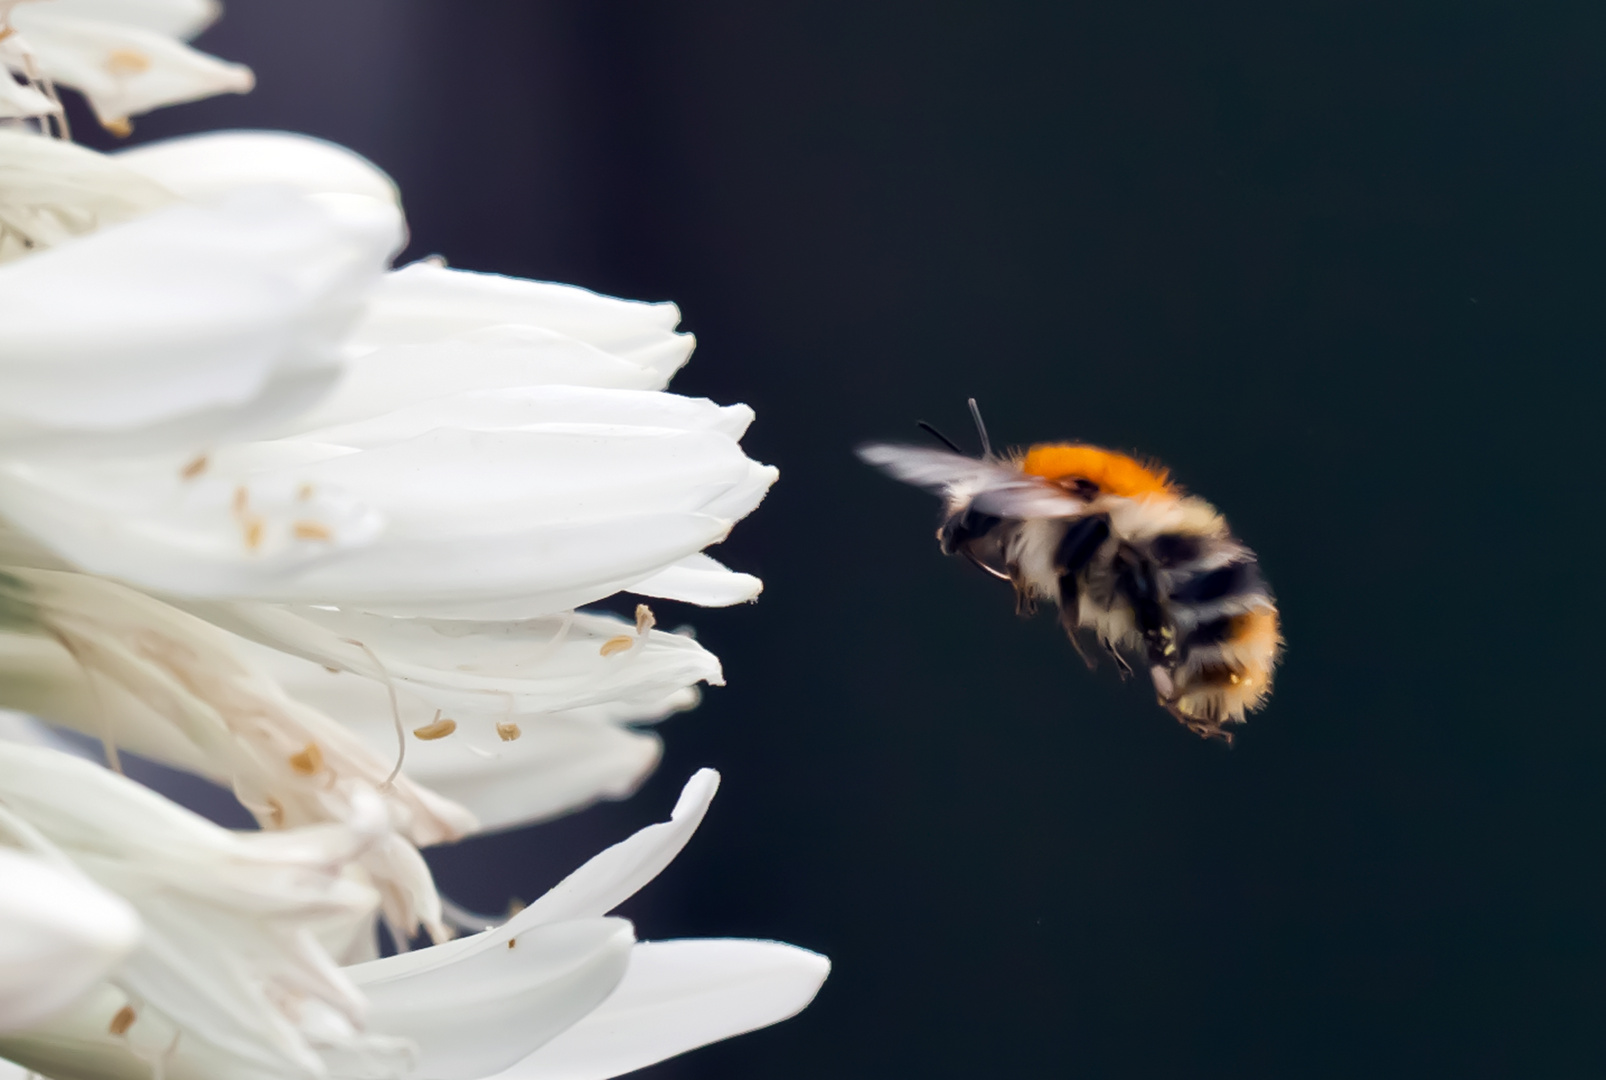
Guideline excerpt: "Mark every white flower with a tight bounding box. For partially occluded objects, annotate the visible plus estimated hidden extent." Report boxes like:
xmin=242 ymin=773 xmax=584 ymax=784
xmin=0 ymin=846 xmax=140 ymax=1034
xmin=0 ymin=740 xmax=410 ymax=1078
xmin=2 ymin=0 xmax=252 ymax=134
xmin=0 ymin=84 xmax=825 ymax=1080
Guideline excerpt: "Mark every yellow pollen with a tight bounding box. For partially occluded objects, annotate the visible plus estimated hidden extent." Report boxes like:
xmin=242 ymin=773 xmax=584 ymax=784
xmin=103 ymin=49 xmax=152 ymax=77
xmin=634 ymin=603 xmax=656 ymax=635
xmin=413 ymin=713 xmax=457 ymax=741
xmin=232 ymin=486 xmax=249 ymax=515
xmin=507 ymin=938 xmax=516 ymax=949
xmin=101 ymin=117 xmax=133 ymax=137
xmin=180 ymin=453 xmax=209 ymax=480
xmin=288 ymin=742 xmax=323 ymax=776
xmin=109 ymin=1005 xmax=136 ymax=1036
xmin=265 ymin=797 xmax=285 ymax=827
xmin=1229 ymin=673 xmax=1241 ymax=684
xmin=242 ymin=515 xmax=264 ymax=550
xmin=0 ymin=28 xmax=14 ymax=44
xmin=599 ymin=635 xmax=634 ymax=657
xmin=297 ymin=483 xmax=315 ymax=500
xmin=293 ymin=520 xmax=332 ymax=541
xmin=495 ymin=722 xmax=522 ymax=742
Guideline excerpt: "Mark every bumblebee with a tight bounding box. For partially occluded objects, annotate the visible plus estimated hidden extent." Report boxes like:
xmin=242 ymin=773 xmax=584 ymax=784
xmin=858 ymin=402 xmax=1282 ymax=741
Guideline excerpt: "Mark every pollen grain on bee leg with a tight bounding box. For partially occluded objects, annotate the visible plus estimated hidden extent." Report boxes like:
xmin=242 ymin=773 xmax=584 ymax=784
xmin=495 ymin=722 xmax=522 ymax=742
xmin=288 ymin=742 xmax=323 ymax=776
xmin=599 ymin=635 xmax=634 ymax=657
xmin=413 ymin=712 xmax=457 ymax=740
xmin=108 ymin=1005 xmax=136 ymax=1036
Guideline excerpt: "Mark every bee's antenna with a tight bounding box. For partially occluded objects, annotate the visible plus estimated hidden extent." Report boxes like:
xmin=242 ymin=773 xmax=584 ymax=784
xmin=915 ymin=420 xmax=964 ymax=454
xmin=968 ymin=397 xmax=993 ymax=458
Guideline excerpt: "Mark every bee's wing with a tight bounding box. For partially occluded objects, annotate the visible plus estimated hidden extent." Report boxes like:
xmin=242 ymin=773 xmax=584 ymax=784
xmin=856 ymin=443 xmax=1087 ymax=519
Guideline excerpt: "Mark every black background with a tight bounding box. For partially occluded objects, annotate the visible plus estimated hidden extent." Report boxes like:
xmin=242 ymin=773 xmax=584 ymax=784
xmin=81 ymin=3 xmax=1606 ymax=1076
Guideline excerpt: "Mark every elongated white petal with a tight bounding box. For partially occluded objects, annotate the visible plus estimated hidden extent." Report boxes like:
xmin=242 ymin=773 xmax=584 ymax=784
xmin=0 ymin=187 xmax=400 ymax=451
xmin=349 ymin=918 xmax=635 ymax=1080
xmin=0 ymin=631 xmax=222 ymax=778
xmin=627 ymin=553 xmax=763 ymax=607
xmin=44 ymin=0 xmax=219 ymax=40
xmin=522 ymin=769 xmax=718 ymax=927
xmin=284 ymin=328 xmax=665 ymax=436
xmin=116 ymin=130 xmax=400 ymax=209
xmin=0 ymin=129 xmax=175 ymax=260
xmin=349 ymin=262 xmax=693 ymax=386
xmin=0 ymin=847 xmax=141 ymax=1034
xmin=216 ymin=602 xmax=724 ymax=719
xmin=499 ymin=939 xmax=830 ymax=1080
xmin=8 ymin=9 xmax=250 ymax=128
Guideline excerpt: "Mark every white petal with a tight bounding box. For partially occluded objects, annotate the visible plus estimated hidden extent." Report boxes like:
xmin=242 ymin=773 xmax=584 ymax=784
xmin=0 ymin=187 xmax=399 ymax=450
xmin=0 ymin=129 xmax=175 ymax=258
xmin=9 ymin=9 xmax=251 ymax=127
xmin=349 ymin=918 xmax=635 ymax=1080
xmin=628 ymin=552 xmax=763 ymax=607
xmin=520 ymin=769 xmax=719 ymax=927
xmin=283 ymin=327 xmax=664 ymax=435
xmin=500 ymin=939 xmax=830 ymax=1080
xmin=115 ymin=130 xmax=400 ymax=209
xmin=42 ymin=0 xmax=219 ymax=40
xmin=0 ymin=847 xmax=141 ymax=1034
xmin=298 ymin=385 xmax=757 ymax=447
xmin=349 ymin=262 xmax=693 ymax=384
xmin=216 ymin=602 xmax=724 ymax=718
xmin=0 ymin=67 xmax=58 ymax=118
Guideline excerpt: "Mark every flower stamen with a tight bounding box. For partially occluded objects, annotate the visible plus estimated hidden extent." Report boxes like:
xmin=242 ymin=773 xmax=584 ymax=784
xmin=108 ymin=1004 xmax=136 ymax=1036
xmin=413 ymin=711 xmax=456 ymax=741
xmin=287 ymin=742 xmax=323 ymax=776
xmin=495 ymin=721 xmax=521 ymax=742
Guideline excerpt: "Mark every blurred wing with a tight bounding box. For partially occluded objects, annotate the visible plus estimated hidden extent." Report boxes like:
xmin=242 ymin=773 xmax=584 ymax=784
xmin=856 ymin=443 xmax=1087 ymax=519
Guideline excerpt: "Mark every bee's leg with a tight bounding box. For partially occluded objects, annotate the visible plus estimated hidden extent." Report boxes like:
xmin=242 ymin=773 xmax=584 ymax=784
xmin=1104 ymin=640 xmax=1134 ymax=678
xmin=1061 ymin=624 xmax=1099 ymax=671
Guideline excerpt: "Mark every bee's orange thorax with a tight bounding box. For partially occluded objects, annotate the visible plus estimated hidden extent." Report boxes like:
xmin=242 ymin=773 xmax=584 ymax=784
xmin=1020 ymin=444 xmax=1175 ymax=498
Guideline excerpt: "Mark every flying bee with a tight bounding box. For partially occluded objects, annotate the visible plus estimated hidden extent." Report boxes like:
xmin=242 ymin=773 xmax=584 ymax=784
xmin=858 ymin=401 xmax=1282 ymax=742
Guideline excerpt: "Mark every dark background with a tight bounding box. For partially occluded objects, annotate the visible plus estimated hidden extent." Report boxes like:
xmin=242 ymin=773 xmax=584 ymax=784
xmin=81 ymin=3 xmax=1606 ymax=1076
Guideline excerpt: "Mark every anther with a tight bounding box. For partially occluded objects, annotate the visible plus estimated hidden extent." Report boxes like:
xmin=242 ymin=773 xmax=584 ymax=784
xmin=242 ymin=516 xmax=264 ymax=550
xmin=288 ymin=742 xmax=323 ymax=776
xmin=297 ymin=483 xmax=314 ymax=501
xmin=102 ymin=117 xmax=133 ymax=137
xmin=232 ymin=486 xmax=249 ymax=515
xmin=413 ymin=712 xmax=457 ymax=741
xmin=599 ymin=635 xmax=634 ymax=657
xmin=292 ymin=521 xmax=332 ymax=541
xmin=109 ymin=1005 xmax=136 ymax=1036
xmin=495 ymin=722 xmax=521 ymax=742
xmin=634 ymin=603 xmax=656 ymax=635
xmin=179 ymin=454 xmax=208 ymax=480
xmin=506 ymin=938 xmax=517 ymax=949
